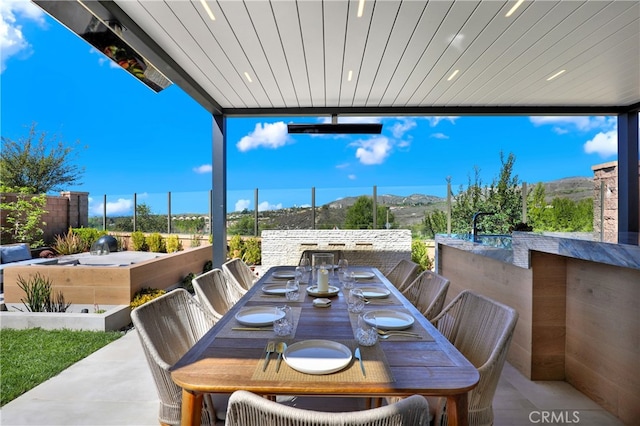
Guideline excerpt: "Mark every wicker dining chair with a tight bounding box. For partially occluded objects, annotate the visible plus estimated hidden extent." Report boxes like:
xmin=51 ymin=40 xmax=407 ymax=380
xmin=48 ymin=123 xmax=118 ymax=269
xmin=429 ymin=290 xmax=519 ymax=426
xmin=131 ymin=289 xmax=227 ymax=426
xmin=383 ymin=259 xmax=421 ymax=292
xmin=222 ymin=258 xmax=257 ymax=292
xmin=225 ymin=390 xmax=430 ymax=426
xmin=192 ymin=268 xmax=244 ymax=321
xmin=401 ymin=270 xmax=450 ymax=321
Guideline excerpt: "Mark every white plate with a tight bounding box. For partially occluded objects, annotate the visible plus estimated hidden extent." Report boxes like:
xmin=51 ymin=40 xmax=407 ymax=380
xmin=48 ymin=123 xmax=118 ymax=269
xmin=283 ymin=340 xmax=352 ymax=375
xmin=363 ymin=310 xmax=414 ymax=330
xmin=359 ymin=287 xmax=390 ymax=299
xmin=261 ymin=284 xmax=288 ymax=295
xmin=306 ymin=285 xmax=340 ymax=297
xmin=272 ymin=271 xmax=296 ymax=279
xmin=352 ymin=271 xmax=375 ymax=279
xmin=235 ymin=306 xmax=284 ymax=326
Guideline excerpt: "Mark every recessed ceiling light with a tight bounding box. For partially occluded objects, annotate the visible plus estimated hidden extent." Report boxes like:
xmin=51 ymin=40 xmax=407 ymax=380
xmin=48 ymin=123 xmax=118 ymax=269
xmin=546 ymin=70 xmax=566 ymax=81
xmin=447 ymin=69 xmax=460 ymax=81
xmin=348 ymin=70 xmax=353 ymax=82
xmin=244 ymin=72 xmax=253 ymax=83
xmin=357 ymin=0 xmax=365 ymax=18
xmin=505 ymin=0 xmax=524 ymax=18
xmin=200 ymin=0 xmax=215 ymax=21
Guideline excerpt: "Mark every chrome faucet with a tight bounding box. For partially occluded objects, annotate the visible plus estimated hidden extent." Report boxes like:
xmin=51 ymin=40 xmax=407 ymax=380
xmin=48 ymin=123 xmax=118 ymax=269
xmin=472 ymin=212 xmax=494 ymax=242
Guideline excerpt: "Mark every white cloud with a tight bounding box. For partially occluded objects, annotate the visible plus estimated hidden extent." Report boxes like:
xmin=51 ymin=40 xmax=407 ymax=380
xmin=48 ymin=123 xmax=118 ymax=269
xmin=335 ymin=163 xmax=349 ymax=169
xmin=424 ymin=117 xmax=458 ymax=127
xmin=90 ymin=197 xmax=134 ymax=216
xmin=193 ymin=164 xmax=212 ymax=174
xmin=348 ymin=174 xmax=357 ymax=180
xmin=430 ymin=133 xmax=449 ymax=139
xmin=353 ymin=136 xmax=392 ymax=165
xmin=235 ymin=199 xmax=251 ymax=212
xmin=529 ymin=116 xmax=616 ymax=132
xmin=236 ymin=121 xmax=289 ymax=152
xmin=258 ymin=201 xmax=282 ymax=212
xmin=0 ymin=0 xmax=45 ymax=73
xmin=584 ymin=130 xmax=617 ymax=157
xmin=391 ymin=118 xmax=417 ymax=138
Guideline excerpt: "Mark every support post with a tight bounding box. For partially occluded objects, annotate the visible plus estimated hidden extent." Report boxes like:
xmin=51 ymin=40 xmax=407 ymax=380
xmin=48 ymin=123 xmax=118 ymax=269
xmin=212 ymin=114 xmax=227 ymax=267
xmin=617 ymin=111 xmax=639 ymax=245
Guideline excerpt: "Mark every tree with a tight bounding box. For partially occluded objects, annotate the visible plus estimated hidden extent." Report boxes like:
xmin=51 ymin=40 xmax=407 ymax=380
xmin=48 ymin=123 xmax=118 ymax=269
xmin=344 ymin=196 xmax=394 ymax=229
xmin=422 ymin=210 xmax=448 ymax=238
xmin=135 ymin=203 xmax=166 ymax=233
xmin=0 ymin=185 xmax=47 ymax=247
xmin=0 ymin=123 xmax=86 ymax=193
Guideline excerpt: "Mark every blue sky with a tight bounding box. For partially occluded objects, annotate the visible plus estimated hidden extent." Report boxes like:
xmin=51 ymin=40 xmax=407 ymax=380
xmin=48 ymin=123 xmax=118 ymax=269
xmin=1 ymin=1 xmax=620 ymax=216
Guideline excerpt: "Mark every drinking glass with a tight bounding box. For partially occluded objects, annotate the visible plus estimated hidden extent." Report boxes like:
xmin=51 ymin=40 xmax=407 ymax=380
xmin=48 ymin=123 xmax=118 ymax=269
xmin=285 ymin=279 xmax=300 ymax=301
xmin=342 ymin=271 xmax=355 ymax=290
xmin=337 ymin=258 xmax=348 ymax=282
xmin=356 ymin=314 xmax=378 ymax=346
xmin=274 ymin=305 xmax=294 ymax=336
xmin=295 ymin=266 xmax=307 ymax=284
xmin=348 ymin=288 xmax=365 ymax=314
xmin=299 ymin=256 xmax=311 ymax=281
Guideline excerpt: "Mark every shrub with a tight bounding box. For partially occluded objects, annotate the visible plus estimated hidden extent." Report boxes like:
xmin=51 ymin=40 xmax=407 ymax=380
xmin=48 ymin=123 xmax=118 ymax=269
xmin=146 ymin=233 xmax=166 ymax=253
xmin=190 ymin=234 xmax=202 ymax=247
xmin=130 ymin=287 xmax=166 ymax=309
xmin=202 ymin=260 xmax=213 ymax=273
xmin=0 ymin=186 xmax=47 ymax=248
xmin=181 ymin=273 xmax=195 ymax=294
xmin=243 ymin=237 xmax=262 ymax=265
xmin=71 ymin=228 xmax=106 ymax=250
xmin=53 ymin=228 xmax=85 ymax=255
xmin=16 ymin=273 xmax=71 ymax=313
xmin=130 ymin=231 xmax=147 ymax=251
xmin=166 ymin=234 xmax=182 ymax=253
xmin=411 ymin=239 xmax=433 ymax=272
xmin=228 ymin=234 xmax=244 ymax=258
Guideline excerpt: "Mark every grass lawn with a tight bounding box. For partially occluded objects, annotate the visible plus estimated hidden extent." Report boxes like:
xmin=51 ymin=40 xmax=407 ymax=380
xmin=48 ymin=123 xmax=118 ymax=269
xmin=0 ymin=328 xmax=122 ymax=406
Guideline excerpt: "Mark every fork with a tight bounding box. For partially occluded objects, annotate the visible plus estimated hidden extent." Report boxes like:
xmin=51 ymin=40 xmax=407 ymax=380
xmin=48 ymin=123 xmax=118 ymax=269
xmin=263 ymin=342 xmax=275 ymax=371
xmin=376 ymin=328 xmax=422 ymax=337
xmin=275 ymin=342 xmax=287 ymax=372
xmin=378 ymin=333 xmax=422 ymax=340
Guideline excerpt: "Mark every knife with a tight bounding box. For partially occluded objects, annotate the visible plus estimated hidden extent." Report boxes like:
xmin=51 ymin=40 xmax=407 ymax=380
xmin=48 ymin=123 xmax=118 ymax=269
xmin=233 ymin=327 xmax=272 ymax=331
xmin=354 ymin=347 xmax=365 ymax=377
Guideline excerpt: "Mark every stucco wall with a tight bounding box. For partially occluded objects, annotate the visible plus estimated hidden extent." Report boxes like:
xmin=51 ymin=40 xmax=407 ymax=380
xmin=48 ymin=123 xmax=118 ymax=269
xmin=261 ymin=229 xmax=412 ymax=273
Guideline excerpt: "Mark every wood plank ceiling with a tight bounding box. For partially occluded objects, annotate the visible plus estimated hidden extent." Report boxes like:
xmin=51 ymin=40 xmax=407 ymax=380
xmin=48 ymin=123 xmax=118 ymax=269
xmin=106 ymin=0 xmax=638 ymax=115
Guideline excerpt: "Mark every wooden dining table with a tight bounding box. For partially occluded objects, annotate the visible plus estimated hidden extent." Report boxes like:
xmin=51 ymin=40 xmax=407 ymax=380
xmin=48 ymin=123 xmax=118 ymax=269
xmin=171 ymin=266 xmax=479 ymax=426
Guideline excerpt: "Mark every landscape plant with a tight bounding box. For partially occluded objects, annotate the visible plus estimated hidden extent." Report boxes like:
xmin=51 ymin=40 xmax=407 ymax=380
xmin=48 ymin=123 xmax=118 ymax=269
xmin=0 ymin=185 xmax=47 ymax=247
xmin=71 ymin=227 xmax=106 ymax=250
xmin=130 ymin=287 xmax=166 ymax=309
xmin=166 ymin=234 xmax=182 ymax=253
xmin=228 ymin=234 xmax=244 ymax=258
xmin=16 ymin=273 xmax=71 ymax=313
xmin=242 ymin=237 xmax=262 ymax=265
xmin=1 ymin=328 xmax=121 ymax=406
xmin=146 ymin=232 xmax=166 ymax=253
xmin=53 ymin=228 xmax=85 ymax=255
xmin=411 ymin=239 xmax=433 ymax=271
xmin=130 ymin=230 xmax=147 ymax=251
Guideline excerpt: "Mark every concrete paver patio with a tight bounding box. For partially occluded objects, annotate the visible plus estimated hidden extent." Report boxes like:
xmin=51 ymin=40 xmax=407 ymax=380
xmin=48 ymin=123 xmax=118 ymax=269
xmin=0 ymin=327 xmax=624 ymax=426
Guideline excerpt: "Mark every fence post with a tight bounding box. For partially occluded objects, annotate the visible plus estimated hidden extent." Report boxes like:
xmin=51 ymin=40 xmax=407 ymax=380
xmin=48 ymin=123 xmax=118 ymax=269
xmin=521 ymin=182 xmax=528 ymax=223
xmin=311 ymin=187 xmax=316 ymax=229
xmin=103 ymin=194 xmax=107 ymax=231
xmin=167 ymin=191 xmax=172 ymax=234
xmin=446 ymin=179 xmax=452 ymax=235
xmin=372 ymin=185 xmax=377 ymax=229
xmin=254 ymin=188 xmax=259 ymax=236
xmin=133 ymin=193 xmax=137 ymax=232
